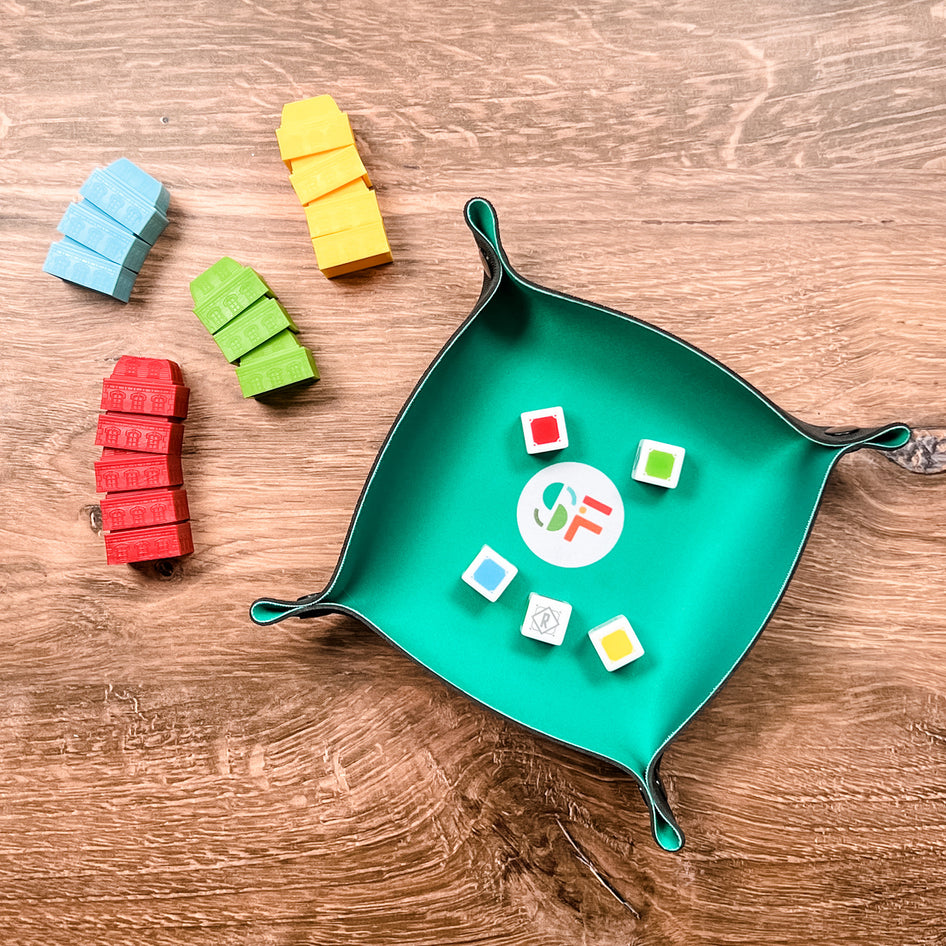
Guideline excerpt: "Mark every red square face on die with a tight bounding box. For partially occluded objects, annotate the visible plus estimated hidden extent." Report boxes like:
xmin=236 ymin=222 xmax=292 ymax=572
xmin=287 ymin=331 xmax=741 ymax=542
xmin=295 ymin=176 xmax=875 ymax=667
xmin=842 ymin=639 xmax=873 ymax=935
xmin=530 ymin=415 xmax=560 ymax=445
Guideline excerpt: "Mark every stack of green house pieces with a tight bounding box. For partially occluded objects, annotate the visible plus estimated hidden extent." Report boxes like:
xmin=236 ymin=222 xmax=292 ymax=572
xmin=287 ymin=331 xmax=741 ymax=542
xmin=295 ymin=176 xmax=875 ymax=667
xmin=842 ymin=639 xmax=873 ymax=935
xmin=189 ymin=257 xmax=320 ymax=398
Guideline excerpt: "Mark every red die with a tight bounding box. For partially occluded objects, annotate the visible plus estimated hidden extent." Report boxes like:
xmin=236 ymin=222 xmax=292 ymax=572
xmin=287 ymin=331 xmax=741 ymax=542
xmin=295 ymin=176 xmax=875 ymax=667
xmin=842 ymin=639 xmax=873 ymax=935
xmin=101 ymin=378 xmax=189 ymax=419
xmin=520 ymin=406 xmax=569 ymax=454
xmin=104 ymin=521 xmax=194 ymax=564
xmin=100 ymin=487 xmax=189 ymax=532
xmin=95 ymin=411 xmax=184 ymax=455
xmin=111 ymin=356 xmax=183 ymax=384
xmin=94 ymin=448 xmax=184 ymax=493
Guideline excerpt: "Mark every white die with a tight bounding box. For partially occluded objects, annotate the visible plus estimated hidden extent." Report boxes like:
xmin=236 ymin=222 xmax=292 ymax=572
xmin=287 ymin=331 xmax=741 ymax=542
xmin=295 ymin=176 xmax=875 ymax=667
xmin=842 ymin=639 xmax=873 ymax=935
xmin=588 ymin=615 xmax=645 ymax=671
xmin=461 ymin=545 xmax=518 ymax=602
xmin=520 ymin=406 xmax=568 ymax=454
xmin=520 ymin=593 xmax=572 ymax=645
xmin=632 ymin=439 xmax=685 ymax=488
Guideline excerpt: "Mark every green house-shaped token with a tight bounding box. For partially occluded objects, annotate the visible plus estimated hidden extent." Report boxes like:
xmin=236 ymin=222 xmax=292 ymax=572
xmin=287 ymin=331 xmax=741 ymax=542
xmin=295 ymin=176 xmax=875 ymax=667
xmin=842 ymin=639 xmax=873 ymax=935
xmin=235 ymin=347 xmax=319 ymax=398
xmin=240 ymin=328 xmax=303 ymax=365
xmin=212 ymin=296 xmax=297 ymax=363
xmin=190 ymin=257 xmax=242 ymax=303
xmin=190 ymin=258 xmax=271 ymax=335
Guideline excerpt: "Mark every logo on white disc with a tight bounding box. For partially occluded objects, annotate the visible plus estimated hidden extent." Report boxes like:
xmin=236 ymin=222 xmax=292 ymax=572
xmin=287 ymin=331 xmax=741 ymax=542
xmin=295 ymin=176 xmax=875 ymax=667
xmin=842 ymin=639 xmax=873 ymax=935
xmin=516 ymin=462 xmax=624 ymax=568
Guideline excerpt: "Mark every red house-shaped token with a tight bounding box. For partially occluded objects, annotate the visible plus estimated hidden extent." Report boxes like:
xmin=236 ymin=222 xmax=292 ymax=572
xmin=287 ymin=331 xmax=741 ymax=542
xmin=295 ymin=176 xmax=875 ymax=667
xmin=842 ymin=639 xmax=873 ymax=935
xmin=104 ymin=521 xmax=194 ymax=564
xmin=100 ymin=378 xmax=190 ymax=419
xmin=95 ymin=411 xmax=184 ymax=455
xmin=100 ymin=487 xmax=190 ymax=532
xmin=111 ymin=356 xmax=183 ymax=384
xmin=94 ymin=448 xmax=184 ymax=493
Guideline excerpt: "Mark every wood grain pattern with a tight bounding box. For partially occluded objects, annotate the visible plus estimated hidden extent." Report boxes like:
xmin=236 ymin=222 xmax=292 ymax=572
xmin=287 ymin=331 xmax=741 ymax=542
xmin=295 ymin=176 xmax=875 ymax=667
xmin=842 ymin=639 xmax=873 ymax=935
xmin=2 ymin=1 xmax=946 ymax=943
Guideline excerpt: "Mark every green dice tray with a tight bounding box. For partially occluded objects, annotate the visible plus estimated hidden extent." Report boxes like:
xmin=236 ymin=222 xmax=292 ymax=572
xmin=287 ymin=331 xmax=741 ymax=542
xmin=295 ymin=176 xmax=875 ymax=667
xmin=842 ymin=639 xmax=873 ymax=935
xmin=251 ymin=198 xmax=910 ymax=852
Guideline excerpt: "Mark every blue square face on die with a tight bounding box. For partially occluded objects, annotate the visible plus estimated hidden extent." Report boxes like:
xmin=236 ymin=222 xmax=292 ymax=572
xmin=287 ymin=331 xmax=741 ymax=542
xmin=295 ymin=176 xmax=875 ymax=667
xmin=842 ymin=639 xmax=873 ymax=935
xmin=473 ymin=558 xmax=506 ymax=592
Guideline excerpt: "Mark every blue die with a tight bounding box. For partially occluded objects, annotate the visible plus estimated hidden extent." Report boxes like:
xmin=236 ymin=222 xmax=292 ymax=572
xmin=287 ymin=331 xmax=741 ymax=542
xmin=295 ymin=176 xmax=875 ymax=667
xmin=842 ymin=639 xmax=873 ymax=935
xmin=462 ymin=545 xmax=518 ymax=602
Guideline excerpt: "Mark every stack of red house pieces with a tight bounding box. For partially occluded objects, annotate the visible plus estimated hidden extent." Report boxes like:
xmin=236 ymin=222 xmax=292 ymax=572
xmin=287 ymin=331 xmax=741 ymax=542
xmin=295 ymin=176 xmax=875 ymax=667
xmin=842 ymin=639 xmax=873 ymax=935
xmin=93 ymin=356 xmax=193 ymax=564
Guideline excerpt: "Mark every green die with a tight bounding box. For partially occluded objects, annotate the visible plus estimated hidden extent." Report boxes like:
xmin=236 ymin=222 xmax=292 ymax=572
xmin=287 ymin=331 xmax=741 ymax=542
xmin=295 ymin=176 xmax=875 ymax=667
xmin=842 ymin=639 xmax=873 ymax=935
xmin=633 ymin=439 xmax=685 ymax=489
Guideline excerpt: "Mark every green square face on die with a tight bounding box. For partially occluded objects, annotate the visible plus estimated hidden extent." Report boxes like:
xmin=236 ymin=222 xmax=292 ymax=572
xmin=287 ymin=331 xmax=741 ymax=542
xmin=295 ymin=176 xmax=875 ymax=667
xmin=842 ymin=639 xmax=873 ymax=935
xmin=645 ymin=449 xmax=675 ymax=480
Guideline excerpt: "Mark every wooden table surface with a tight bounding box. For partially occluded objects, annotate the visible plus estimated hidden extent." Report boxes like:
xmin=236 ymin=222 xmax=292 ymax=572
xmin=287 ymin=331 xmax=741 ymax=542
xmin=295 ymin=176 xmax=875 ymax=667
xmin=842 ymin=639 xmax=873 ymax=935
xmin=3 ymin=1 xmax=946 ymax=943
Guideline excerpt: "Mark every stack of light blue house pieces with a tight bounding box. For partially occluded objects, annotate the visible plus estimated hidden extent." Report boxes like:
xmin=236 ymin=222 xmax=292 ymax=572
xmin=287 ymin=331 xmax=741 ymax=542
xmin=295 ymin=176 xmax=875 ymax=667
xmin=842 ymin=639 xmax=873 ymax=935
xmin=43 ymin=159 xmax=170 ymax=303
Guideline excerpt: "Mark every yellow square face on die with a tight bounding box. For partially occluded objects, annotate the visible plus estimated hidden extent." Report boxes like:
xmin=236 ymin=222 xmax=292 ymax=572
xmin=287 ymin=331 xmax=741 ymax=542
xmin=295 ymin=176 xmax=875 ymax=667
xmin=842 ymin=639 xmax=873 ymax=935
xmin=601 ymin=628 xmax=635 ymax=661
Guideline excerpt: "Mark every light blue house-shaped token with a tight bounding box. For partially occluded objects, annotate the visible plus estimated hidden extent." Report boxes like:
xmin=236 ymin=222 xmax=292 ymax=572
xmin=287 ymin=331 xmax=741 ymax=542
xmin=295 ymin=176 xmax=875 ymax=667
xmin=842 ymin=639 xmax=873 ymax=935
xmin=79 ymin=166 xmax=169 ymax=245
xmin=107 ymin=158 xmax=171 ymax=214
xmin=57 ymin=200 xmax=152 ymax=273
xmin=43 ymin=237 xmax=137 ymax=302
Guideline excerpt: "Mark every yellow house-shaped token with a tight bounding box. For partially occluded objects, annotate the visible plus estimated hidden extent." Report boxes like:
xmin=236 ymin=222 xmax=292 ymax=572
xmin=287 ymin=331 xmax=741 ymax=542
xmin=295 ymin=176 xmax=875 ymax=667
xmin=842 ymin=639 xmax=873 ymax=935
xmin=276 ymin=112 xmax=357 ymax=168
xmin=280 ymin=94 xmax=339 ymax=126
xmin=312 ymin=219 xmax=392 ymax=278
xmin=304 ymin=188 xmax=383 ymax=240
xmin=289 ymin=144 xmax=371 ymax=206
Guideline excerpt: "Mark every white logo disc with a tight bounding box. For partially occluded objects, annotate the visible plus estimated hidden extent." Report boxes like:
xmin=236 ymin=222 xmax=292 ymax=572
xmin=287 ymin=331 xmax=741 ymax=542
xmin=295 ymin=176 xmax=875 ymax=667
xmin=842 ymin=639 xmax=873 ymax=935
xmin=516 ymin=462 xmax=624 ymax=568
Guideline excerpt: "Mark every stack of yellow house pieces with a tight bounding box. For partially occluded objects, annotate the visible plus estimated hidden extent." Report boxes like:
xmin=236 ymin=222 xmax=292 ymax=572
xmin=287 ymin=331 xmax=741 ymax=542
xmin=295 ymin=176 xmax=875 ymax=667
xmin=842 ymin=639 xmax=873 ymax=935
xmin=276 ymin=95 xmax=393 ymax=277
